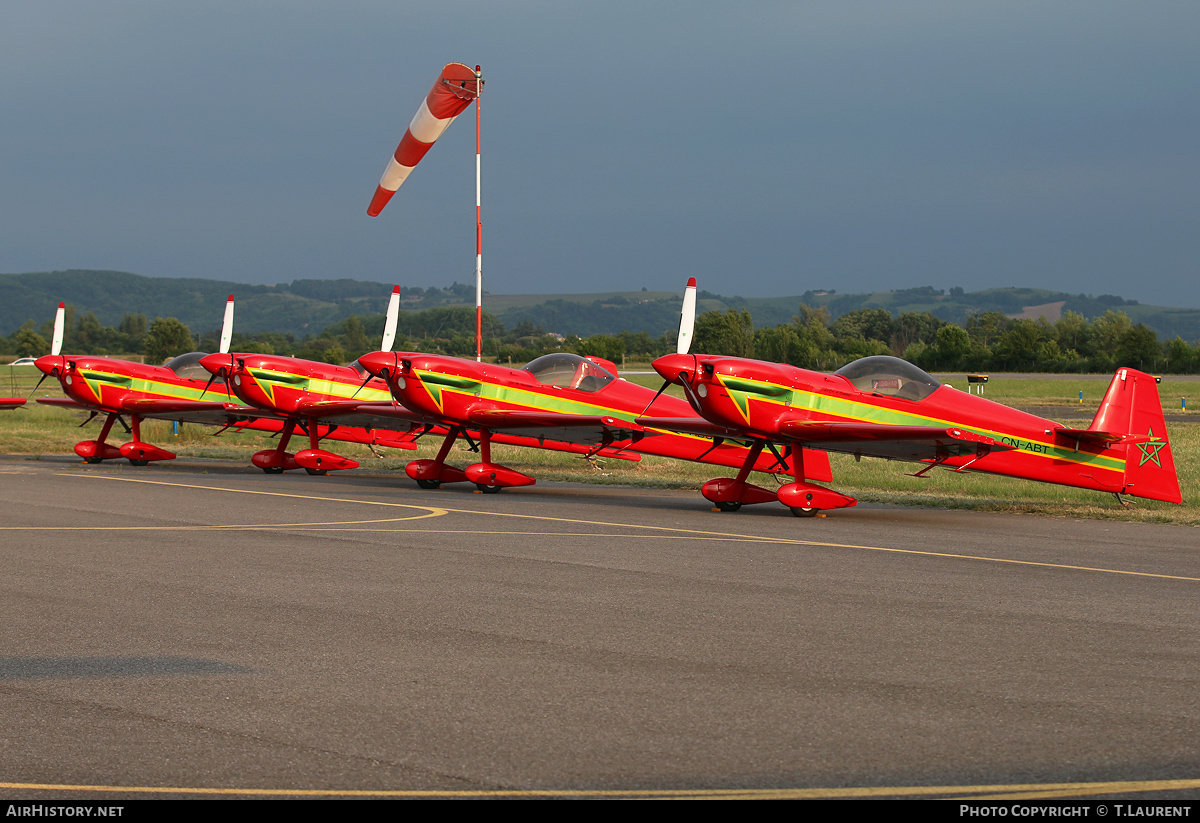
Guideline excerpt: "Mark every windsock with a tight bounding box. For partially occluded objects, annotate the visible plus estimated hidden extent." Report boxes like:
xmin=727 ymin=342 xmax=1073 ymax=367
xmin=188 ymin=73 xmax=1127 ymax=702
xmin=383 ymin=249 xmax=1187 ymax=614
xmin=368 ymin=63 xmax=480 ymax=217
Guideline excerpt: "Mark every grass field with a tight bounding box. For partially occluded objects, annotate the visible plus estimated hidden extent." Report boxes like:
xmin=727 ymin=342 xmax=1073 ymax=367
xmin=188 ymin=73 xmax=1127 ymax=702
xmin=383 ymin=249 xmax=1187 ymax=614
xmin=3 ymin=364 xmax=1196 ymax=524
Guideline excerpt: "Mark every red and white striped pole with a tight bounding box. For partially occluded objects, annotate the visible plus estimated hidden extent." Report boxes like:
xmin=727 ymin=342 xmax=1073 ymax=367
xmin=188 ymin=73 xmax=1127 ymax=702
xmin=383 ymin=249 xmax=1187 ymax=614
xmin=474 ymin=65 xmax=483 ymax=362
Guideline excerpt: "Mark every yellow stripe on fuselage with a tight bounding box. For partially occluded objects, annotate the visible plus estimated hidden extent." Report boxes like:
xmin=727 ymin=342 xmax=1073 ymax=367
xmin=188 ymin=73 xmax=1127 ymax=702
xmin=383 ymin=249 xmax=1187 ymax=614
xmin=715 ymin=373 xmax=1126 ymax=474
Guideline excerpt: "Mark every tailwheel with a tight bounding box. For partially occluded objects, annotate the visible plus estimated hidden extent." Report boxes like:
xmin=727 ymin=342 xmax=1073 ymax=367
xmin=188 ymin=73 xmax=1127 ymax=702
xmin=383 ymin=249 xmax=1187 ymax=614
xmin=305 ymin=468 xmax=328 ymax=476
xmin=416 ymin=478 xmax=441 ymax=490
xmin=127 ymin=459 xmax=150 ymax=467
xmin=475 ymin=483 xmax=502 ymax=494
xmin=715 ymin=501 xmax=742 ymax=512
xmin=83 ymin=456 xmax=103 ymax=464
xmin=262 ymin=466 xmax=285 ymax=475
xmin=790 ymin=507 xmax=819 ymax=518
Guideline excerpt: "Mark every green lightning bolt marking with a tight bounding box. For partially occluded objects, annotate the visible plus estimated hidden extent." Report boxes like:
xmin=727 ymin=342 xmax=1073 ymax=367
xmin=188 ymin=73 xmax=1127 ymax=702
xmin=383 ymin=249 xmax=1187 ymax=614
xmin=414 ymin=370 xmax=481 ymax=414
xmin=1136 ymin=428 xmax=1167 ymax=468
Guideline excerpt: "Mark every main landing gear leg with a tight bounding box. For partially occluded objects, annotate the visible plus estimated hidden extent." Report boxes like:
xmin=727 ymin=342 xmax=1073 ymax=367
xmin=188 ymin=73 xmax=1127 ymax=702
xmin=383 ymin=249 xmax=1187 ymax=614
xmin=252 ymin=418 xmax=301 ymax=474
xmin=406 ymin=427 xmax=470 ymax=489
xmin=75 ymin=412 xmax=124 ymax=463
xmin=700 ymin=442 xmax=779 ymax=512
xmin=465 ymin=429 xmax=535 ymax=493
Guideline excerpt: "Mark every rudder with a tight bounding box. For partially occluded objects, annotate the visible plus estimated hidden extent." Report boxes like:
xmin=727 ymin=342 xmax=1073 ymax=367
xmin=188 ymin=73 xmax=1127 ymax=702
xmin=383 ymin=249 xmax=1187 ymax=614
xmin=1090 ymin=368 xmax=1182 ymax=503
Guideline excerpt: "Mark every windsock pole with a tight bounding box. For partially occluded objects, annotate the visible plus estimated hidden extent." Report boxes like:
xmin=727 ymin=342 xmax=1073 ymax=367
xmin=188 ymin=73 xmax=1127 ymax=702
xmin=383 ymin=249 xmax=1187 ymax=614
xmin=474 ymin=65 xmax=483 ymax=362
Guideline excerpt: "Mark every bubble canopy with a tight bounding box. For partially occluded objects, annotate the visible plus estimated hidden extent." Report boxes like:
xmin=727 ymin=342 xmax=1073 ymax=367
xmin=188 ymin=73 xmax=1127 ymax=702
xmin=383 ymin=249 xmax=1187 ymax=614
xmin=162 ymin=352 xmax=211 ymax=380
xmin=521 ymin=353 xmax=616 ymax=393
xmin=834 ymin=355 xmax=941 ymax=401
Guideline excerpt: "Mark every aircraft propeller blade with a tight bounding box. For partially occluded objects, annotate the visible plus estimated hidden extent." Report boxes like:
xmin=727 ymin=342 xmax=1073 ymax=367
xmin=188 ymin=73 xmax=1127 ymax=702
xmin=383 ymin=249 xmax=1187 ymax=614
xmin=367 ymin=63 xmax=480 ymax=217
xmin=350 ymin=370 xmax=376 ymax=400
xmin=199 ymin=353 xmax=235 ymax=400
xmin=219 ymin=295 xmax=235 ymax=354
xmin=51 ymin=302 xmax=65 ymax=356
xmin=639 ymin=278 xmax=698 ymax=416
xmin=199 ymin=367 xmax=222 ymax=400
xmin=352 ymin=350 xmax=397 ymax=399
xmin=28 ymin=371 xmax=50 ymax=398
xmin=639 ymin=379 xmax=672 ymax=417
xmin=677 ymin=277 xmax=697 ymax=355
xmin=381 ymin=286 xmax=400 ymax=352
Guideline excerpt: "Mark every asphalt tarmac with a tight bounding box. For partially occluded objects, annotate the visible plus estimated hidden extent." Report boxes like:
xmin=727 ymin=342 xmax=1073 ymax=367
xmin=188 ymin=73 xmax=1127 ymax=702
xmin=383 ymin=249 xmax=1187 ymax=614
xmin=1 ymin=455 xmax=1198 ymax=799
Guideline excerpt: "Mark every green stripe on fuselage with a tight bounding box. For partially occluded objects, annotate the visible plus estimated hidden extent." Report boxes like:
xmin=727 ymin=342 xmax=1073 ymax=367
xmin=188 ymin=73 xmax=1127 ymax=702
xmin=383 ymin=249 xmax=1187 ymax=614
xmin=79 ymin=368 xmax=223 ymax=408
xmin=422 ymin=375 xmax=720 ymax=448
xmin=245 ymin=369 xmax=392 ymax=408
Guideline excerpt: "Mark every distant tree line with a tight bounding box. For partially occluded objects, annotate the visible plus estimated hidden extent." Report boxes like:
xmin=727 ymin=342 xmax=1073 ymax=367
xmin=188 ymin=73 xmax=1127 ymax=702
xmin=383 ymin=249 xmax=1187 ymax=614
xmin=4 ymin=301 xmax=1199 ymax=375
xmin=684 ymin=306 xmax=1198 ymax=374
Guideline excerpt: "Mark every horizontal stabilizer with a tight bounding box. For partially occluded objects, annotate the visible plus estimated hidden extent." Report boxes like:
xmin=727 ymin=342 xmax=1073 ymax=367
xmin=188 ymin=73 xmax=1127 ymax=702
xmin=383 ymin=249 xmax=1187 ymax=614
xmin=1053 ymin=427 xmax=1123 ymax=446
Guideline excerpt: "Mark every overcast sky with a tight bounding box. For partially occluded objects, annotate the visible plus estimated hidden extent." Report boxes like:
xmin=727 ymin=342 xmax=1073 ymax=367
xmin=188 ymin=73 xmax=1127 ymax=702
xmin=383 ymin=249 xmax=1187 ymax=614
xmin=3 ymin=1 xmax=1197 ymax=308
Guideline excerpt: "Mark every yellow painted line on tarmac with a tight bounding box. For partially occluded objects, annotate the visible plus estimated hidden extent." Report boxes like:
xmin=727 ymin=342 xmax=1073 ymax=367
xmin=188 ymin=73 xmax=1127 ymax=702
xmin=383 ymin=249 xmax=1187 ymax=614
xmin=3 ymin=778 xmax=1199 ymax=798
xmin=2 ymin=518 xmax=444 ymax=532
xmin=60 ymin=474 xmax=1200 ymax=583
xmin=4 ymin=515 xmax=444 ymax=530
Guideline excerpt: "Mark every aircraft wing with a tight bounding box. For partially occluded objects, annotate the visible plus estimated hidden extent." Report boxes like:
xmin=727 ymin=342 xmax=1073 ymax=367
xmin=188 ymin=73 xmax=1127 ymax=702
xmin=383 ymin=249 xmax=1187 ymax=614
xmin=112 ymin=398 xmax=283 ymax=427
xmin=777 ymin=419 xmax=1014 ymax=461
xmin=635 ymin=416 xmax=752 ymax=441
xmin=465 ymin=408 xmax=659 ymax=447
xmin=1 ymin=398 xmax=27 ymax=409
xmin=341 ymin=402 xmax=440 ymax=427
xmin=36 ymin=397 xmax=91 ymax=410
xmin=121 ymin=398 xmax=253 ymax=414
xmin=295 ymin=399 xmax=379 ymax=417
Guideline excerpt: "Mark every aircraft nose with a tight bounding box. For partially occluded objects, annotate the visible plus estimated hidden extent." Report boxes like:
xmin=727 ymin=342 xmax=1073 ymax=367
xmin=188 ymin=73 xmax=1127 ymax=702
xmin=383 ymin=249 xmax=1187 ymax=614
xmin=34 ymin=355 xmax=65 ymax=376
xmin=198 ymin=353 xmax=231 ymax=375
xmin=356 ymin=351 xmax=393 ymax=377
xmin=652 ymin=353 xmax=696 ymax=386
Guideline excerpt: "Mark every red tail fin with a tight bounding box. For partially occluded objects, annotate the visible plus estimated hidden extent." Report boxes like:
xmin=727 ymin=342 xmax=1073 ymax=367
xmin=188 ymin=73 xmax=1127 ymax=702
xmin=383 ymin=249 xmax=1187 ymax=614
xmin=1090 ymin=369 xmax=1181 ymax=503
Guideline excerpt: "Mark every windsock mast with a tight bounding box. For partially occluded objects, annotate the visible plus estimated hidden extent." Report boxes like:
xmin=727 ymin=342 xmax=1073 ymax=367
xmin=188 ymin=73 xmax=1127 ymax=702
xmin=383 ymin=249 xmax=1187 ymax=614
xmin=368 ymin=63 xmax=486 ymax=361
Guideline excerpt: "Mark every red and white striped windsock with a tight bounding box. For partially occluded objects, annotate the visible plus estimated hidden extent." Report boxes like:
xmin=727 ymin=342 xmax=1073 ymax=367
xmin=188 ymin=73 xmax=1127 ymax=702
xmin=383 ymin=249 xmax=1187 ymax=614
xmin=367 ymin=63 xmax=481 ymax=217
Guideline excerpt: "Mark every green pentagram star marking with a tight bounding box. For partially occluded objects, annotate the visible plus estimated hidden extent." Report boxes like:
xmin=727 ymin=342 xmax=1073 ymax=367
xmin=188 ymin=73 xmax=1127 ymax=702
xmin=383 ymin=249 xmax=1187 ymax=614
xmin=1137 ymin=428 xmax=1167 ymax=468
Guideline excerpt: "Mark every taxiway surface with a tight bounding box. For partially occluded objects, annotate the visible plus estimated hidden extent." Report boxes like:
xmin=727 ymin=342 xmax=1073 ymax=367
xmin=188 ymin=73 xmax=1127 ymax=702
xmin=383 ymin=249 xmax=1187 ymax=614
xmin=1 ymin=456 xmax=1198 ymax=799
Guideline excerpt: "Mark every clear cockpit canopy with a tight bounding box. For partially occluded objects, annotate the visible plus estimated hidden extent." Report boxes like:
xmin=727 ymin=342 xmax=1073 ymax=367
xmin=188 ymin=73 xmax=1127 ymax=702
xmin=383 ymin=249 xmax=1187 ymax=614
xmin=162 ymin=352 xmax=211 ymax=380
xmin=834 ymin=355 xmax=941 ymax=401
xmin=521 ymin=353 xmax=616 ymax=393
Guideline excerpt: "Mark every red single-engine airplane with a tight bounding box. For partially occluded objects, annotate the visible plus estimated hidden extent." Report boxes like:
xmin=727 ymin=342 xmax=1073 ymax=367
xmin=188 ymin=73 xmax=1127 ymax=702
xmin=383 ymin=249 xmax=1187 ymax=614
xmin=639 ymin=310 xmax=1182 ymax=516
xmin=32 ymin=299 xmax=286 ymax=464
xmin=198 ymin=286 xmax=431 ymax=474
xmin=351 ymin=279 xmax=832 ymax=493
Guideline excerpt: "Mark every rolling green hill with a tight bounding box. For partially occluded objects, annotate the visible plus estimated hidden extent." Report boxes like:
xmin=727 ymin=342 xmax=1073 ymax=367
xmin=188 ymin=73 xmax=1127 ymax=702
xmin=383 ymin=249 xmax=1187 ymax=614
xmin=3 ymin=270 xmax=1199 ymax=343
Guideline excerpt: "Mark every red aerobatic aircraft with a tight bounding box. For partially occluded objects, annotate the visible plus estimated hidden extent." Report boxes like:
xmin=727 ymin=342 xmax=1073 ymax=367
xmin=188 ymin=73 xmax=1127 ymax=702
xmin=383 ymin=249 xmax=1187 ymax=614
xmin=32 ymin=299 xmax=285 ymax=464
xmin=640 ymin=321 xmax=1182 ymax=516
xmin=198 ymin=287 xmax=432 ymax=474
xmin=351 ymin=280 xmax=831 ymax=492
